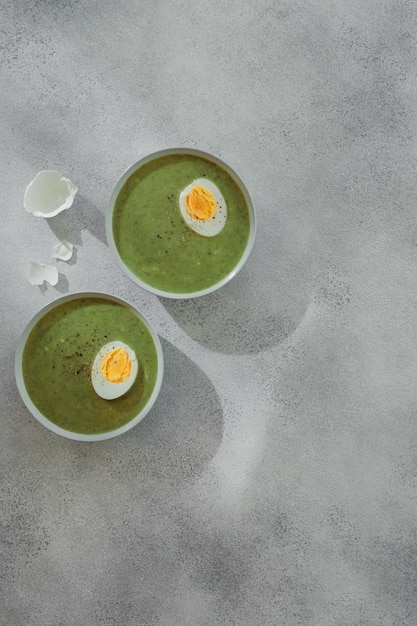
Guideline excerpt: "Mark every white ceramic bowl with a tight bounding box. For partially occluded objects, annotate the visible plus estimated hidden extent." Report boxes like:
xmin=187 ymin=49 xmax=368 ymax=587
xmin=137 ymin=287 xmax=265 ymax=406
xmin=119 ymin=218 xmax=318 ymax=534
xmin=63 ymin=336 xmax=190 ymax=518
xmin=106 ymin=148 xmax=256 ymax=299
xmin=15 ymin=292 xmax=164 ymax=442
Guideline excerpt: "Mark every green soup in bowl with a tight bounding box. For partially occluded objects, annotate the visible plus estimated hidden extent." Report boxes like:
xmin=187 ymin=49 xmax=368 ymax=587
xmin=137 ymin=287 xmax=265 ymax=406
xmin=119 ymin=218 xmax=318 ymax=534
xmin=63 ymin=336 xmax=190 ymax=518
xmin=15 ymin=293 xmax=164 ymax=441
xmin=106 ymin=148 xmax=256 ymax=298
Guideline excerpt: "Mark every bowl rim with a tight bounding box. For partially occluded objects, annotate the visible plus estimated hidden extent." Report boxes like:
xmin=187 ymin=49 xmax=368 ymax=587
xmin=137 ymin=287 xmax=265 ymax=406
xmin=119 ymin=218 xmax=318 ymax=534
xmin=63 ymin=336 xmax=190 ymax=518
xmin=14 ymin=291 xmax=164 ymax=442
xmin=105 ymin=147 xmax=256 ymax=299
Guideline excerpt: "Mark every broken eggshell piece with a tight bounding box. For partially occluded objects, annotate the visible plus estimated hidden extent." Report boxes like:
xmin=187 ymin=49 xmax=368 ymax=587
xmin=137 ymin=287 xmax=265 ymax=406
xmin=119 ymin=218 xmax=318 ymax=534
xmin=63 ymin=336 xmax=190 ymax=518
xmin=24 ymin=170 xmax=77 ymax=218
xmin=52 ymin=240 xmax=74 ymax=261
xmin=27 ymin=262 xmax=59 ymax=286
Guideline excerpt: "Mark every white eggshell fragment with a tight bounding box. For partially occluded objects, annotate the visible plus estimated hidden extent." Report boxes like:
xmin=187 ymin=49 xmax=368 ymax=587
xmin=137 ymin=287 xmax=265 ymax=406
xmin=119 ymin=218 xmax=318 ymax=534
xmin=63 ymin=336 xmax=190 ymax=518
xmin=24 ymin=170 xmax=78 ymax=218
xmin=27 ymin=262 xmax=59 ymax=286
xmin=52 ymin=240 xmax=74 ymax=261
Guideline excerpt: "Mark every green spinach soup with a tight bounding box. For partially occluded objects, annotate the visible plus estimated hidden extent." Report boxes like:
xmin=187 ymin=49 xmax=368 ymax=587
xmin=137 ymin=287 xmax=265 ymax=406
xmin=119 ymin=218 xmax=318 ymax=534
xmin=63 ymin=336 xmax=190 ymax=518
xmin=22 ymin=297 xmax=159 ymax=435
xmin=112 ymin=153 xmax=251 ymax=294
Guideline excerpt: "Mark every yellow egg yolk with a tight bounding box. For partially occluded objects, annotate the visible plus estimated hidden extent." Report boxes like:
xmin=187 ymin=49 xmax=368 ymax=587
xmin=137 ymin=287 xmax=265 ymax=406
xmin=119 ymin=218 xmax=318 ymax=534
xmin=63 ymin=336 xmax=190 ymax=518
xmin=185 ymin=184 xmax=217 ymax=221
xmin=100 ymin=347 xmax=132 ymax=383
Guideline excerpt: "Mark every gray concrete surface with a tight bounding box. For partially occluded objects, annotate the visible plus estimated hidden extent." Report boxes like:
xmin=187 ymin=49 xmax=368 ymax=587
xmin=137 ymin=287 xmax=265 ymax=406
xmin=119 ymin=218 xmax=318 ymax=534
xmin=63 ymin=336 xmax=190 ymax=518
xmin=1 ymin=0 xmax=417 ymax=624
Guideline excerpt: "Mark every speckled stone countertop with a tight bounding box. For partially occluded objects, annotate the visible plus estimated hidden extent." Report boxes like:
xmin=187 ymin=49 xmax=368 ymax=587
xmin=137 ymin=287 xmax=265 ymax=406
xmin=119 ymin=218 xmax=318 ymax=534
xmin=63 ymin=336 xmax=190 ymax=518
xmin=2 ymin=1 xmax=417 ymax=624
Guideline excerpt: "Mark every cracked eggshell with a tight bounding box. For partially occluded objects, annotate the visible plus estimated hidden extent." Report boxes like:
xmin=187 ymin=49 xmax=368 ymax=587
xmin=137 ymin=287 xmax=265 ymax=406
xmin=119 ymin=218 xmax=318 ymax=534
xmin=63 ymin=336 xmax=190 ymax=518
xmin=52 ymin=240 xmax=74 ymax=261
xmin=24 ymin=170 xmax=77 ymax=218
xmin=27 ymin=262 xmax=59 ymax=286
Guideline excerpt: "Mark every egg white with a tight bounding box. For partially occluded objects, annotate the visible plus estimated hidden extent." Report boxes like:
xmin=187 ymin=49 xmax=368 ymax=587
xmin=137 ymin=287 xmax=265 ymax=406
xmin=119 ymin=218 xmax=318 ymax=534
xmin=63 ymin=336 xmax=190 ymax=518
xmin=91 ymin=341 xmax=138 ymax=400
xmin=179 ymin=178 xmax=227 ymax=237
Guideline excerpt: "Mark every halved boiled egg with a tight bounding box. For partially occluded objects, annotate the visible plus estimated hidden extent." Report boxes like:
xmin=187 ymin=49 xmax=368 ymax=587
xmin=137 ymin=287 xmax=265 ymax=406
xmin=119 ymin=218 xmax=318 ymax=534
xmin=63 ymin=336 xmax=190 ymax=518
xmin=91 ymin=341 xmax=138 ymax=400
xmin=179 ymin=178 xmax=227 ymax=237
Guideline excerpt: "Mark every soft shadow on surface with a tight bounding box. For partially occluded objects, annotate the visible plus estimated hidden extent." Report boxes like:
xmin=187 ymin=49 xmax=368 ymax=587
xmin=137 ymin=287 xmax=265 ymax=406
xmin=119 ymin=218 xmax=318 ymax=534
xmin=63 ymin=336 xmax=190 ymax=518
xmin=47 ymin=194 xmax=106 ymax=246
xmin=118 ymin=337 xmax=224 ymax=486
xmin=54 ymin=273 xmax=69 ymax=294
xmin=160 ymin=271 xmax=306 ymax=355
xmin=37 ymin=276 xmax=68 ymax=295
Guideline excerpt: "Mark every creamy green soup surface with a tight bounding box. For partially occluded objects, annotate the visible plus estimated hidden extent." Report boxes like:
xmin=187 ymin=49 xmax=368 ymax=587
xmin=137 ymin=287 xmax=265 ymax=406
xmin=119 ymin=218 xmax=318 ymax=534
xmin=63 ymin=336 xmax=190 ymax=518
xmin=112 ymin=153 xmax=251 ymax=293
xmin=22 ymin=297 xmax=159 ymax=434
